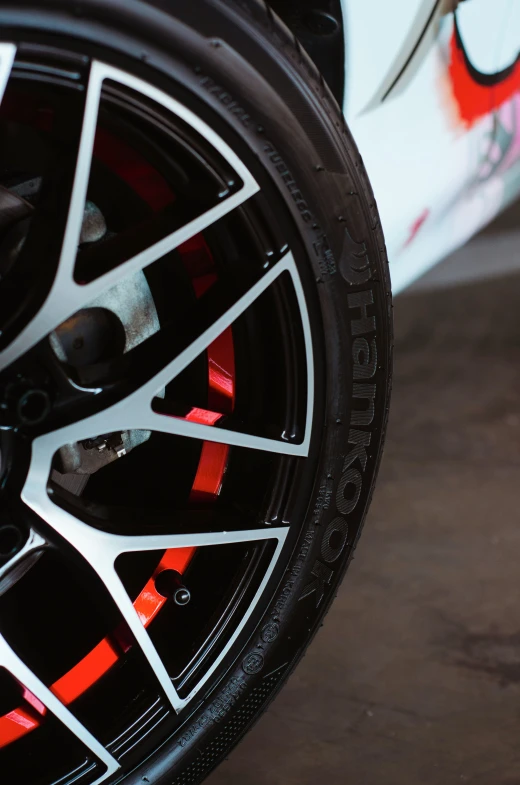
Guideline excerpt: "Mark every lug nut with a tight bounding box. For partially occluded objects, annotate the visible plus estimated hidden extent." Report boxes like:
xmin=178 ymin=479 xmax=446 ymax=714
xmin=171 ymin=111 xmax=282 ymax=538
xmin=155 ymin=569 xmax=191 ymax=606
xmin=0 ymin=377 xmax=51 ymax=428
xmin=16 ymin=388 xmax=50 ymax=426
xmin=0 ymin=522 xmax=26 ymax=562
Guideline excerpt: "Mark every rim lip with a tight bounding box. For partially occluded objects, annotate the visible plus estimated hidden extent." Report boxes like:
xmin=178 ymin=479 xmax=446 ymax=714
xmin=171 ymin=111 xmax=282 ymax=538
xmin=0 ymin=30 xmax=327 ymax=785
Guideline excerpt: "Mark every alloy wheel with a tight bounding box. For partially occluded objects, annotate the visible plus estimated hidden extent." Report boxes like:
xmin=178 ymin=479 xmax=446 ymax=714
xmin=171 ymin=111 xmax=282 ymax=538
xmin=0 ymin=39 xmax=322 ymax=785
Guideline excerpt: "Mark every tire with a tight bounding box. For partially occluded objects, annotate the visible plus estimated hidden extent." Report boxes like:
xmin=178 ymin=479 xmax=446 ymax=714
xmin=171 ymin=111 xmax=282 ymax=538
xmin=0 ymin=2 xmax=392 ymax=784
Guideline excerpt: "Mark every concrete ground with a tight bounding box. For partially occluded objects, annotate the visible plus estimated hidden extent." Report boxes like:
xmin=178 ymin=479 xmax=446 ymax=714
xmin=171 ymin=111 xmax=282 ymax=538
xmin=207 ymin=207 xmax=520 ymax=785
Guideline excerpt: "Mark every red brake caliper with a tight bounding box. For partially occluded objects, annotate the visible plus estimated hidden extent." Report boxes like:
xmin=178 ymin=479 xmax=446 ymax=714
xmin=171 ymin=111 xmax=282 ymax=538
xmin=0 ymin=133 xmax=234 ymax=746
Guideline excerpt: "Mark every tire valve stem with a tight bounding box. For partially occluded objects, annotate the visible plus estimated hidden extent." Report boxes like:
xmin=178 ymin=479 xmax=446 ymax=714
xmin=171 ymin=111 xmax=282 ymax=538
xmin=155 ymin=569 xmax=191 ymax=606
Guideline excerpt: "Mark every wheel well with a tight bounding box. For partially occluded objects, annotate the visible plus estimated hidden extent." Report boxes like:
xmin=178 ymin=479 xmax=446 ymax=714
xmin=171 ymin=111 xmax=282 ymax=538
xmin=267 ymin=0 xmax=345 ymax=105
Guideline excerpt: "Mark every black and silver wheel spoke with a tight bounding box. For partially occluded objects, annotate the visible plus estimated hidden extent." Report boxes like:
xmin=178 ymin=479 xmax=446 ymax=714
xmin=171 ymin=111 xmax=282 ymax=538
xmin=0 ymin=634 xmax=120 ymax=783
xmin=29 ymin=250 xmax=312 ymax=453
xmin=0 ymin=58 xmax=260 ymax=372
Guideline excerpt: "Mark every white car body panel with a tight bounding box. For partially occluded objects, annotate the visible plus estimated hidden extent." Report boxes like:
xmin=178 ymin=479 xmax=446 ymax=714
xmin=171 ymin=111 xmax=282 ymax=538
xmin=341 ymin=0 xmax=520 ymax=293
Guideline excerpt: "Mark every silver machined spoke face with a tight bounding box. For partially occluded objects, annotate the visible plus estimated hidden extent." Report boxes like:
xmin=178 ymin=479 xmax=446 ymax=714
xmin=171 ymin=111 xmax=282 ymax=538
xmin=20 ymin=477 xmax=289 ymax=711
xmin=0 ymin=634 xmax=120 ymax=784
xmin=0 ymin=57 xmax=259 ymax=373
xmin=0 ymin=529 xmax=47 ymax=594
xmin=0 ymin=44 xmax=15 ymax=105
xmin=176 ymin=530 xmax=288 ymax=708
xmin=25 ymin=250 xmax=313 ymax=474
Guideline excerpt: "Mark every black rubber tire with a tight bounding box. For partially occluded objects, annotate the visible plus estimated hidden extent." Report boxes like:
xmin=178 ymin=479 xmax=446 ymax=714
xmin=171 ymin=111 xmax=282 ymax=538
xmin=0 ymin=1 xmax=392 ymax=782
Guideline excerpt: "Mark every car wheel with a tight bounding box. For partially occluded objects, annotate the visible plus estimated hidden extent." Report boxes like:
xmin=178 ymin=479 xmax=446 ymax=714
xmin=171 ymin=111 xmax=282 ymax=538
xmin=0 ymin=2 xmax=392 ymax=783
